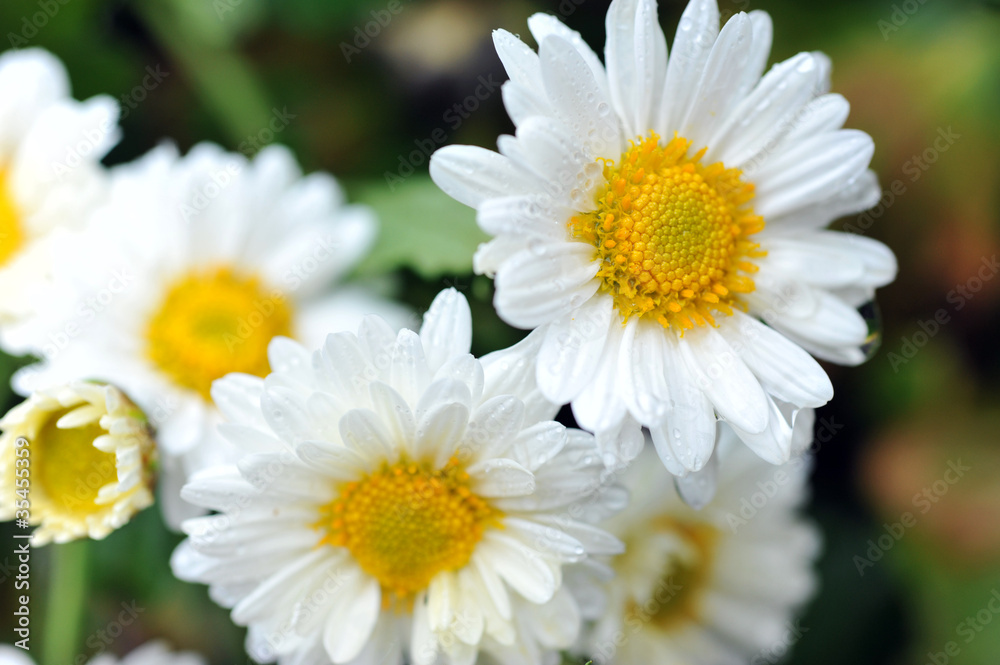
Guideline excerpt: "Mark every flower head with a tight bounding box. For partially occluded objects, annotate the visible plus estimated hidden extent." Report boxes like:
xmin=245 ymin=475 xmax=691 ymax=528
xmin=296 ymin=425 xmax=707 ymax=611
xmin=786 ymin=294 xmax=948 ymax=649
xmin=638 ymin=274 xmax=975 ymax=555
xmin=0 ymin=381 xmax=156 ymax=545
xmin=12 ymin=142 xmax=410 ymax=525
xmin=171 ymin=289 xmax=624 ymax=665
xmin=430 ymin=0 xmax=896 ymax=487
xmin=580 ymin=427 xmax=820 ymax=664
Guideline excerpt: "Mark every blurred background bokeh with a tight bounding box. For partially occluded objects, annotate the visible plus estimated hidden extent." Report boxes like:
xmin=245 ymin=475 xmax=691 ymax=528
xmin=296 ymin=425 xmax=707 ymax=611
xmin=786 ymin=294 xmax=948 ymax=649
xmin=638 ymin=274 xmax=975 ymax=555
xmin=1 ymin=0 xmax=999 ymax=663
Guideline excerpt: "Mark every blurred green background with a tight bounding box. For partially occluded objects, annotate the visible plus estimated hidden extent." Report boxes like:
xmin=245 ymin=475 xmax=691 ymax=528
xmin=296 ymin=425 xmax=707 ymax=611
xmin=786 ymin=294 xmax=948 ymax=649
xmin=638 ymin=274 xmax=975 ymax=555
xmin=1 ymin=0 xmax=1000 ymax=663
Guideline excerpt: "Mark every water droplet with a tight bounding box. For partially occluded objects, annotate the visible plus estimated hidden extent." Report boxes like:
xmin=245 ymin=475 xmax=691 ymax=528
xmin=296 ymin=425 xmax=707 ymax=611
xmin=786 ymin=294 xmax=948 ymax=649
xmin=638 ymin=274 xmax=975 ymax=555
xmin=672 ymin=428 xmax=681 ymax=440
xmin=858 ymin=300 xmax=883 ymax=361
xmin=596 ymin=102 xmax=611 ymax=118
xmin=529 ymin=239 xmax=548 ymax=256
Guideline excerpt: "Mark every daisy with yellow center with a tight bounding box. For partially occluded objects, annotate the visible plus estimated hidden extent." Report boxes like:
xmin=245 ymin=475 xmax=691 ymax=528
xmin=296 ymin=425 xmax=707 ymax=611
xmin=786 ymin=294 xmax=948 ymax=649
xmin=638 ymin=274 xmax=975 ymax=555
xmin=0 ymin=48 xmax=119 ymax=329
xmin=580 ymin=433 xmax=819 ymax=665
xmin=0 ymin=381 xmax=156 ymax=545
xmin=172 ymin=289 xmax=624 ymax=665
xmin=13 ymin=142 xmax=409 ymax=527
xmin=431 ymin=0 xmax=897 ymax=494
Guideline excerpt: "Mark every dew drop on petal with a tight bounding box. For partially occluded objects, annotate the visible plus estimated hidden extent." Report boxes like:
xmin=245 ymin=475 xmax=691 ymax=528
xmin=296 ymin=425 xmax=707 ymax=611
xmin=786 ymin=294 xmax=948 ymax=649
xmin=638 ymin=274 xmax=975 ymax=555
xmin=858 ymin=300 xmax=883 ymax=361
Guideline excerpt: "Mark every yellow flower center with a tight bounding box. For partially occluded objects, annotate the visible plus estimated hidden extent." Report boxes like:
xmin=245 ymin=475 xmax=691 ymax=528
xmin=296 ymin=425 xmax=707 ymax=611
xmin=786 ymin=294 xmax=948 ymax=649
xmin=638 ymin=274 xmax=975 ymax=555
xmin=32 ymin=408 xmax=117 ymax=516
xmin=570 ymin=134 xmax=765 ymax=330
xmin=316 ymin=457 xmax=501 ymax=604
xmin=145 ymin=267 xmax=293 ymax=399
xmin=623 ymin=520 xmax=718 ymax=631
xmin=0 ymin=169 xmax=25 ymax=268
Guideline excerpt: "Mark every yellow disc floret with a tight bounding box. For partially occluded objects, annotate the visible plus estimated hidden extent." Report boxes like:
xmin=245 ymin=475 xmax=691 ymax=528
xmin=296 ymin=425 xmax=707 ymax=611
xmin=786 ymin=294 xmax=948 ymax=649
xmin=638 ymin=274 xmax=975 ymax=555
xmin=623 ymin=519 xmax=719 ymax=631
xmin=0 ymin=169 xmax=25 ymax=268
xmin=316 ymin=456 xmax=501 ymax=604
xmin=33 ymin=408 xmax=116 ymax=515
xmin=145 ymin=267 xmax=293 ymax=399
xmin=570 ymin=134 xmax=765 ymax=330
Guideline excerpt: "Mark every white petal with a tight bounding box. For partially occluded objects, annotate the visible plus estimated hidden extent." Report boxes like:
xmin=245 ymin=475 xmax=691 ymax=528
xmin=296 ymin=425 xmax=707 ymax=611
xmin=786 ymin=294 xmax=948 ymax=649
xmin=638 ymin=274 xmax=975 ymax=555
xmin=477 ymin=195 xmax=570 ymax=241
xmin=369 ymin=381 xmax=416 ymax=447
xmin=506 ymin=116 xmax=598 ymax=210
xmin=722 ymin=311 xmax=833 ymax=408
xmin=419 ymin=288 xmax=472 ymax=371
xmin=492 ymin=29 xmax=544 ymax=98
xmin=764 ymin=288 xmax=869 ymax=349
xmin=429 ymin=146 xmax=537 ymax=209
xmin=680 ymin=327 xmax=769 ymax=434
xmin=494 ymin=244 xmax=600 ymax=328
xmin=706 ymin=52 xmax=819 ymax=166
xmin=536 ymin=294 xmax=612 ymax=404
xmin=469 ymin=458 xmax=535 ymax=498
xmin=617 ymin=318 xmax=670 ymax=425
xmin=658 ymin=0 xmax=718 ymax=133
xmin=728 ymin=395 xmax=797 ymax=464
xmin=753 ymin=130 xmax=875 ymax=219
xmin=607 ymin=0 xmax=668 ymax=138
xmin=649 ymin=343 xmax=716 ymax=477
xmin=677 ymin=13 xmax=755 ymax=149
xmin=483 ymin=532 xmax=556 ymax=603
xmin=570 ymin=322 xmax=627 ymax=432
xmin=338 ymin=409 xmax=397 ymax=461
xmin=539 ymin=35 xmax=621 ymax=159
xmin=673 ymin=450 xmax=719 ymax=508
xmin=527 ymin=13 xmax=610 ymax=99
xmin=322 ymin=574 xmax=381 ymax=663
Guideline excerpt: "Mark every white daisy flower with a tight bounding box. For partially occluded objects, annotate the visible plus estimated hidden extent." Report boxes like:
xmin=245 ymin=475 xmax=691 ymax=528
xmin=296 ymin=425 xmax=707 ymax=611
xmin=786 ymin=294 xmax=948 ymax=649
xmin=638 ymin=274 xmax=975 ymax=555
xmin=0 ymin=640 xmax=205 ymax=665
xmin=580 ymin=426 xmax=820 ymax=664
xmin=0 ymin=381 xmax=155 ymax=546
xmin=0 ymin=48 xmax=118 ymax=324
xmin=171 ymin=289 xmax=625 ymax=665
xmin=429 ymin=0 xmax=897 ymax=486
xmin=12 ymin=142 xmax=410 ymax=524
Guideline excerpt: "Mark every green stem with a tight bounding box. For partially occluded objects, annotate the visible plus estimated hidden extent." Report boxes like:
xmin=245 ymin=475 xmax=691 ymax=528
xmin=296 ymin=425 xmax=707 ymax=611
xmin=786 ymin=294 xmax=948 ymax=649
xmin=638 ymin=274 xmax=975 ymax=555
xmin=44 ymin=540 xmax=89 ymax=665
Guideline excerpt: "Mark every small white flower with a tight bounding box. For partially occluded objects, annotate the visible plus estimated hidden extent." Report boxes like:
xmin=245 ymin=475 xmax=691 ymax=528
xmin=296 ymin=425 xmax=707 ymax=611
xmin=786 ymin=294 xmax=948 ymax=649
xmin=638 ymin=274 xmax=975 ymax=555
xmin=0 ymin=381 xmax=156 ymax=546
xmin=171 ymin=289 xmax=625 ymax=665
xmin=580 ymin=425 xmax=820 ymax=664
xmin=0 ymin=48 xmax=118 ymax=324
xmin=430 ymin=0 xmax=897 ymax=486
xmin=12 ymin=142 xmax=410 ymax=525
xmin=0 ymin=640 xmax=205 ymax=665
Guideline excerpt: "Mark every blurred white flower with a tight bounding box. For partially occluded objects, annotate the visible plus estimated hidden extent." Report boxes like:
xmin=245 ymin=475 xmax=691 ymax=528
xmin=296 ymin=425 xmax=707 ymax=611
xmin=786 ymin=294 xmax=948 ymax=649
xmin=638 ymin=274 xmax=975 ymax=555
xmin=11 ymin=142 xmax=410 ymax=525
xmin=0 ymin=48 xmax=118 ymax=325
xmin=172 ymin=289 xmax=625 ymax=665
xmin=579 ymin=426 xmax=820 ymax=664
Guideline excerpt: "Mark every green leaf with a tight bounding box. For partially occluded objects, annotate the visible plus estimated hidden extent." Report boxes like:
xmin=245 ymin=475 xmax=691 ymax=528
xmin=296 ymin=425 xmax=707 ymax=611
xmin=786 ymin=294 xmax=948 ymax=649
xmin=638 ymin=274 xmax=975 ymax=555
xmin=351 ymin=176 xmax=488 ymax=279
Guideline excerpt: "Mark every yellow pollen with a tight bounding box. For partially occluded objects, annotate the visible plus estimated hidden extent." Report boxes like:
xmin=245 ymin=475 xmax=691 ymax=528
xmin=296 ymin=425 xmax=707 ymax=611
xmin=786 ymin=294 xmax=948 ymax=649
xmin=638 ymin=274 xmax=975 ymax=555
xmin=0 ymin=169 xmax=25 ymax=268
xmin=316 ymin=456 xmax=501 ymax=606
xmin=32 ymin=408 xmax=117 ymax=517
xmin=145 ymin=267 xmax=293 ymax=399
xmin=570 ymin=133 xmax=764 ymax=330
